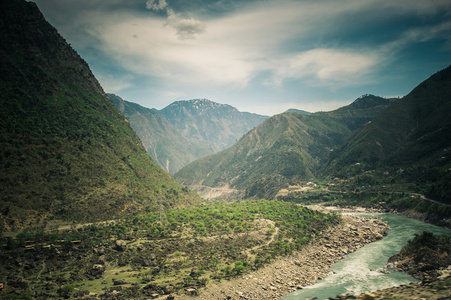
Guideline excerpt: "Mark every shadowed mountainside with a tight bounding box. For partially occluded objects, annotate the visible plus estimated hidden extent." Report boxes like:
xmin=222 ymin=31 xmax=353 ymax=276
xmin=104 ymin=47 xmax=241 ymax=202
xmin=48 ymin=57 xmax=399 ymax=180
xmin=323 ymin=65 xmax=451 ymax=204
xmin=0 ymin=0 xmax=202 ymax=231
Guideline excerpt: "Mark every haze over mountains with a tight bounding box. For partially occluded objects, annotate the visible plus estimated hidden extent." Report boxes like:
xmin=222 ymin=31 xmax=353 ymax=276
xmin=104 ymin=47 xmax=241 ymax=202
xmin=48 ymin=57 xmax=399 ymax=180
xmin=109 ymin=94 xmax=214 ymax=174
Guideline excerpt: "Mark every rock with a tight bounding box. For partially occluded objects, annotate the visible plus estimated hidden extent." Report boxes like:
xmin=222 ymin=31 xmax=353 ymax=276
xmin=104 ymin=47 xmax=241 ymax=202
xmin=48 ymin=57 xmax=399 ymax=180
xmin=112 ymin=279 xmax=128 ymax=285
xmin=142 ymin=259 xmax=152 ymax=267
xmin=96 ymin=255 xmax=106 ymax=264
xmin=164 ymin=285 xmax=175 ymax=294
xmin=361 ymin=291 xmax=376 ymax=300
xmin=91 ymin=264 xmax=105 ymax=276
xmin=166 ymin=295 xmax=175 ymax=300
xmin=115 ymin=240 xmax=127 ymax=251
xmin=186 ymin=288 xmax=197 ymax=296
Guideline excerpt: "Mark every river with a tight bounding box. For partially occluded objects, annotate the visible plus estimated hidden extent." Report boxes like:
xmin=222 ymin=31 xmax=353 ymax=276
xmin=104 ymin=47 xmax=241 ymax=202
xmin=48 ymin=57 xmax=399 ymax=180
xmin=282 ymin=213 xmax=451 ymax=300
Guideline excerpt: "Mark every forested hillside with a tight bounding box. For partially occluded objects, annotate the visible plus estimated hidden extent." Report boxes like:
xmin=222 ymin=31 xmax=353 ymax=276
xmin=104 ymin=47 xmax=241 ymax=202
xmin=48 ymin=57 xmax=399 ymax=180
xmin=0 ymin=0 xmax=202 ymax=231
xmin=175 ymin=95 xmax=395 ymax=199
xmin=324 ymin=65 xmax=451 ymax=204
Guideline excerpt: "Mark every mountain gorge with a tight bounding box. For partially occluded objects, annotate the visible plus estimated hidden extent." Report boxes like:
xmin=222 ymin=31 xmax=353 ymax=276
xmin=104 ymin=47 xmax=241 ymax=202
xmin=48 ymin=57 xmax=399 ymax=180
xmin=175 ymin=95 xmax=396 ymax=199
xmin=110 ymin=96 xmax=268 ymax=174
xmin=0 ymin=0 xmax=202 ymax=231
xmin=109 ymin=94 xmax=214 ymax=174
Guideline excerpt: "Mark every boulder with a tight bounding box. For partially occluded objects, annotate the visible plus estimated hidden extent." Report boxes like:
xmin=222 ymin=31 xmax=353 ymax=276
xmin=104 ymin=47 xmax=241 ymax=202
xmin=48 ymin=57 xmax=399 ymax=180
xmin=112 ymin=279 xmax=128 ymax=285
xmin=115 ymin=240 xmax=127 ymax=251
xmin=361 ymin=291 xmax=376 ymax=300
xmin=186 ymin=288 xmax=197 ymax=296
xmin=164 ymin=285 xmax=175 ymax=294
xmin=91 ymin=264 xmax=105 ymax=276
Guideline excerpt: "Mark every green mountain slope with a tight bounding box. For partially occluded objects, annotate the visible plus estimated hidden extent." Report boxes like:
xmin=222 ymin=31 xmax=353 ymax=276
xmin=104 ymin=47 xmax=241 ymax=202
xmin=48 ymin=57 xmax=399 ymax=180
xmin=109 ymin=94 xmax=214 ymax=174
xmin=0 ymin=0 xmax=202 ymax=231
xmin=157 ymin=99 xmax=268 ymax=152
xmin=175 ymin=95 xmax=394 ymax=199
xmin=324 ymin=65 xmax=451 ymax=203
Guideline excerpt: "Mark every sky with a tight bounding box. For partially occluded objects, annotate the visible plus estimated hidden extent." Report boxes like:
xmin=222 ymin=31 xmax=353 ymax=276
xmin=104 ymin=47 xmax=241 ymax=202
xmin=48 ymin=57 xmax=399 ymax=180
xmin=32 ymin=0 xmax=451 ymax=116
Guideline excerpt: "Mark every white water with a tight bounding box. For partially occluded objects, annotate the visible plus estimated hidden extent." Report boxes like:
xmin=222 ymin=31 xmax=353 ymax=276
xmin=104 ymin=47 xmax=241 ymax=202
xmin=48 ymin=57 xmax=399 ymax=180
xmin=282 ymin=213 xmax=451 ymax=300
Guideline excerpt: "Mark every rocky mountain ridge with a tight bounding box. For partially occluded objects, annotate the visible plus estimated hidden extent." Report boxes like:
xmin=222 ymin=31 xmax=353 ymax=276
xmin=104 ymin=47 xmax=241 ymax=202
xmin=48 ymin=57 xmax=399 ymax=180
xmin=157 ymin=98 xmax=268 ymax=152
xmin=109 ymin=94 xmax=214 ymax=174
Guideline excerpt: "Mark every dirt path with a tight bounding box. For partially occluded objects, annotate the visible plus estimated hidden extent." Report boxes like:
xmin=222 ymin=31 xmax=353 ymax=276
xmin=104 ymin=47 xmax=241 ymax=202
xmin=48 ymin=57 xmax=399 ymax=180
xmin=175 ymin=214 xmax=389 ymax=300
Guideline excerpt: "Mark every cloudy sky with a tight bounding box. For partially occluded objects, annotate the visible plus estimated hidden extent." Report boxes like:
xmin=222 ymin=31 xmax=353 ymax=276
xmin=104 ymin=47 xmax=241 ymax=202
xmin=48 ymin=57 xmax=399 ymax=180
xmin=32 ymin=0 xmax=451 ymax=115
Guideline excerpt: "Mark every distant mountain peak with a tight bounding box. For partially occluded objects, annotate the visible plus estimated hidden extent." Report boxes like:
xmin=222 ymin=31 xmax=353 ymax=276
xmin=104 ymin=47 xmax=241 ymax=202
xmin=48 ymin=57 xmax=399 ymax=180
xmin=285 ymin=109 xmax=311 ymax=115
xmin=167 ymin=98 xmax=236 ymax=111
xmin=348 ymin=94 xmax=395 ymax=110
xmin=157 ymin=99 xmax=268 ymax=151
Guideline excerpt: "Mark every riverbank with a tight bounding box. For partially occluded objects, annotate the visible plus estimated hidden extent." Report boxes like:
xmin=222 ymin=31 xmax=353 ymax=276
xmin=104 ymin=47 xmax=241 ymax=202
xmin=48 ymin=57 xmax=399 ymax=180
xmin=176 ymin=214 xmax=389 ymax=300
xmin=320 ymin=266 xmax=451 ymax=300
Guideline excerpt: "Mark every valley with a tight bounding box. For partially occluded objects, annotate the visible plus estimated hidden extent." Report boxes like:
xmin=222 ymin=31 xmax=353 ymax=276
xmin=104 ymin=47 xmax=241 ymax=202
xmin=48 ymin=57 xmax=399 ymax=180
xmin=1 ymin=0 xmax=451 ymax=299
xmin=0 ymin=200 xmax=343 ymax=298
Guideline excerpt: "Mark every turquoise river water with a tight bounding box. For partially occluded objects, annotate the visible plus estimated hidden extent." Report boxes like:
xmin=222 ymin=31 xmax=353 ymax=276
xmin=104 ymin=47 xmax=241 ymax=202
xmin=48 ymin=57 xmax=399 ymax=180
xmin=282 ymin=213 xmax=451 ymax=300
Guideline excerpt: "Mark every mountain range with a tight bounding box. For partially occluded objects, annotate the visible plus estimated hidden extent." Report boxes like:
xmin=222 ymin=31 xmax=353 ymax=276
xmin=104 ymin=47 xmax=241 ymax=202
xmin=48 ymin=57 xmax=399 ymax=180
xmin=0 ymin=0 xmax=202 ymax=231
xmin=110 ymin=96 xmax=268 ymax=174
xmin=109 ymin=94 xmax=215 ymax=174
xmin=175 ymin=95 xmax=397 ymax=199
xmin=157 ymin=98 xmax=268 ymax=152
xmin=1 ymin=0 xmax=450 ymax=232
xmin=175 ymin=66 xmax=451 ymax=205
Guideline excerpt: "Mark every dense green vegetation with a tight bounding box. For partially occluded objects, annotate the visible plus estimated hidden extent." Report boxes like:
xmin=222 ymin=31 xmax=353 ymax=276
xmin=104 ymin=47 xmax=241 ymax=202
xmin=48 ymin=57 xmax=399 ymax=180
xmin=0 ymin=0 xmax=202 ymax=231
xmin=0 ymin=200 xmax=340 ymax=298
xmin=175 ymin=66 xmax=451 ymax=224
xmin=279 ymin=174 xmax=451 ymax=226
xmin=390 ymin=231 xmax=451 ymax=276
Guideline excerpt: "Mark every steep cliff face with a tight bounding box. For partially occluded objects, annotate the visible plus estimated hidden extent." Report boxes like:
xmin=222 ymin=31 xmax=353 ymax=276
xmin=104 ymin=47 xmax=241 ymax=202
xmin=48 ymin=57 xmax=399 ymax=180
xmin=0 ymin=0 xmax=202 ymax=230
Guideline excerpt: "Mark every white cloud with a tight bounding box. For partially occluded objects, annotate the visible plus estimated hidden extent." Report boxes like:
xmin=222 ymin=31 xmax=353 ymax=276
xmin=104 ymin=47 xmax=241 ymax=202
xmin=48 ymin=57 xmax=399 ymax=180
xmin=146 ymin=0 xmax=167 ymax=11
xmin=61 ymin=0 xmax=450 ymax=97
xmin=269 ymin=48 xmax=379 ymax=87
xmin=165 ymin=9 xmax=207 ymax=40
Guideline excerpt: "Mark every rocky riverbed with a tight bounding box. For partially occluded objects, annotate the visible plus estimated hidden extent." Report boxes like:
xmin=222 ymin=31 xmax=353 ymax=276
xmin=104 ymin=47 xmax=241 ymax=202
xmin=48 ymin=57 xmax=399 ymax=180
xmin=176 ymin=215 xmax=389 ymax=300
